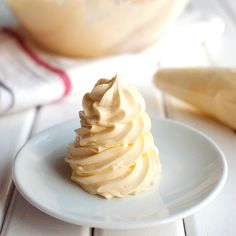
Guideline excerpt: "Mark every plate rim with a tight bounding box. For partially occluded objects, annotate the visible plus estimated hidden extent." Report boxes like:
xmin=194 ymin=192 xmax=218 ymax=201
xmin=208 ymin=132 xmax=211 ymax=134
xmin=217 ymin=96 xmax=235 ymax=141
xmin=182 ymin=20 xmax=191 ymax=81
xmin=12 ymin=118 xmax=228 ymax=229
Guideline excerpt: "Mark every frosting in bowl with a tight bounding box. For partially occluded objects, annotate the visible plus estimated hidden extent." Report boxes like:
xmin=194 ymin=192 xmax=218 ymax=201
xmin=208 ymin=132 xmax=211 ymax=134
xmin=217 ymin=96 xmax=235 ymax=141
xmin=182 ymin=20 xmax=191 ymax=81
xmin=65 ymin=76 xmax=161 ymax=199
xmin=7 ymin=0 xmax=188 ymax=57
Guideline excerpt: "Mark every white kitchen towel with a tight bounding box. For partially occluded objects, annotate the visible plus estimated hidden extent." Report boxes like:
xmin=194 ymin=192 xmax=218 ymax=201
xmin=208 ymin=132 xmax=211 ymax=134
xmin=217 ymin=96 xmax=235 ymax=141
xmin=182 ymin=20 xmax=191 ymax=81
xmin=0 ymin=13 xmax=224 ymax=114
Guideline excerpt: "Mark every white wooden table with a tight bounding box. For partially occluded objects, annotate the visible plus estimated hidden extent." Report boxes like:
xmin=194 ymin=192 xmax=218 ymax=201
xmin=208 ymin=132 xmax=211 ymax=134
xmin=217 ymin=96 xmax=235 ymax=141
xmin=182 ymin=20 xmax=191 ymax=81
xmin=1 ymin=0 xmax=236 ymax=235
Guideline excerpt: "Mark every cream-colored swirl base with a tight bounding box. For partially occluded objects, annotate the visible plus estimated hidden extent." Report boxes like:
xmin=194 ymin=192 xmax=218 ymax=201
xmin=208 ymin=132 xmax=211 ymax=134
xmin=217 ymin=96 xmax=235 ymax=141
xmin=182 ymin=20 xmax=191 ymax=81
xmin=65 ymin=77 xmax=161 ymax=199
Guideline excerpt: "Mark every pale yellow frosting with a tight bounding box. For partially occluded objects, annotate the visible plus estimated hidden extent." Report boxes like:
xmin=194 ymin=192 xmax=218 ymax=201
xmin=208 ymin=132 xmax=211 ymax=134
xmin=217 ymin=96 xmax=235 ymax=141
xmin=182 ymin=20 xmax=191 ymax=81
xmin=154 ymin=68 xmax=236 ymax=130
xmin=65 ymin=76 xmax=161 ymax=199
xmin=7 ymin=0 xmax=188 ymax=57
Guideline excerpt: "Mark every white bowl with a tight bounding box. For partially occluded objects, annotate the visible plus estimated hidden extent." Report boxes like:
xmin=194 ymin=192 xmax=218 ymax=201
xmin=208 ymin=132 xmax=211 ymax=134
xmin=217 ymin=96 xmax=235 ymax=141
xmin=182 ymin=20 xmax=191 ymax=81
xmin=13 ymin=118 xmax=228 ymax=229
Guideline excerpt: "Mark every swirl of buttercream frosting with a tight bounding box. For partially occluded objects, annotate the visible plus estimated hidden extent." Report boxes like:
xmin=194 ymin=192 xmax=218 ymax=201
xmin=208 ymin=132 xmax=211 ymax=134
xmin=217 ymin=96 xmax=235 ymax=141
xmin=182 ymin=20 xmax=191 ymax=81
xmin=65 ymin=76 xmax=161 ymax=199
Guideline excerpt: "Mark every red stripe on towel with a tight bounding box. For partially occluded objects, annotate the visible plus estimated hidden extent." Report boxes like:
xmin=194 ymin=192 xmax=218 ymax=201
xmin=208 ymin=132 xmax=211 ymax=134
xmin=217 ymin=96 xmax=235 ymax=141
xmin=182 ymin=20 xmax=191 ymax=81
xmin=0 ymin=27 xmax=71 ymax=96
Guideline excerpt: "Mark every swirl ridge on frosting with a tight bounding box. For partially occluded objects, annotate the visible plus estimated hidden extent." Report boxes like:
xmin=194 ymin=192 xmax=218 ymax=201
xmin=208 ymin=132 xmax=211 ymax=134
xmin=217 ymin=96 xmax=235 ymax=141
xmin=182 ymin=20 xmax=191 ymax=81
xmin=65 ymin=76 xmax=161 ymax=199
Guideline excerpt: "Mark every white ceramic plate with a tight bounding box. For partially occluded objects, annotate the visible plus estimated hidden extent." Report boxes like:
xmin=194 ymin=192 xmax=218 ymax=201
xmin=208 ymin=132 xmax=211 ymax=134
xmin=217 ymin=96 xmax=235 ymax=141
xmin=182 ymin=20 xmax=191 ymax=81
xmin=13 ymin=118 xmax=228 ymax=229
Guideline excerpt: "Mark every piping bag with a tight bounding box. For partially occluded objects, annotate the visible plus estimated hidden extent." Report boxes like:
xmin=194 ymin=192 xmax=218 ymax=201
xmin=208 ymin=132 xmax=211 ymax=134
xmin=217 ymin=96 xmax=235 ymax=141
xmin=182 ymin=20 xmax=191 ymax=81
xmin=154 ymin=68 xmax=236 ymax=130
